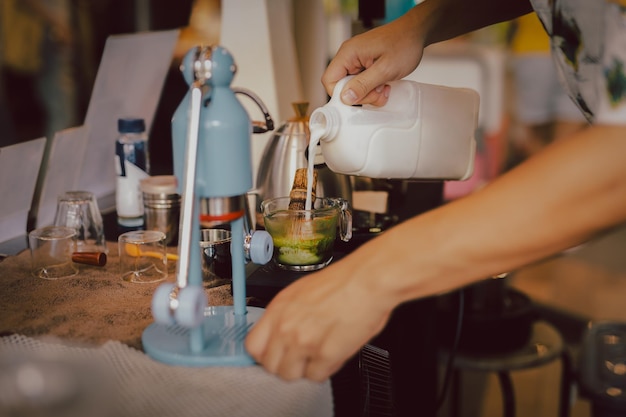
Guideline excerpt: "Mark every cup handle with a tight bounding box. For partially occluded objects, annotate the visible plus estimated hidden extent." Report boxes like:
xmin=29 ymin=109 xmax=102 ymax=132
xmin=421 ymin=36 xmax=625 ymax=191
xmin=337 ymin=199 xmax=353 ymax=242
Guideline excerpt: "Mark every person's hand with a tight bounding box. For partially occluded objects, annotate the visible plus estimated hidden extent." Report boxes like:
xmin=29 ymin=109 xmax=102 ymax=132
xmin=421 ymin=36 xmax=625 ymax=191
xmin=322 ymin=9 xmax=426 ymax=107
xmin=245 ymin=259 xmax=395 ymax=381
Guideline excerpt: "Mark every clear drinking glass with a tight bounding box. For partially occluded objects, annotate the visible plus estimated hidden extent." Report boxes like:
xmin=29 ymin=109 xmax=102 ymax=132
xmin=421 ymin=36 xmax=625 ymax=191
xmin=29 ymin=226 xmax=79 ymax=279
xmin=53 ymin=191 xmax=106 ymax=253
xmin=118 ymin=230 xmax=168 ymax=283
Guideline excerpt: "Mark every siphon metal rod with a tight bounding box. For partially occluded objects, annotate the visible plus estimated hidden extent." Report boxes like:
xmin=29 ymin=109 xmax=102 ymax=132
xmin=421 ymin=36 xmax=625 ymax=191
xmin=175 ymin=83 xmax=203 ymax=289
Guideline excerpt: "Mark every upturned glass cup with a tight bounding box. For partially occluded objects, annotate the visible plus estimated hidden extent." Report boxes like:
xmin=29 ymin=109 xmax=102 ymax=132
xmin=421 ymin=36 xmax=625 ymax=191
xmin=53 ymin=191 xmax=106 ymax=253
xmin=261 ymin=197 xmax=352 ymax=271
xmin=118 ymin=230 xmax=168 ymax=283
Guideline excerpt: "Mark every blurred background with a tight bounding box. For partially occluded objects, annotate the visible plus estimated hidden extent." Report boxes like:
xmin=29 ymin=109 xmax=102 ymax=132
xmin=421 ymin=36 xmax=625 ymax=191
xmin=1 ymin=0 xmax=196 ymax=170
xmin=0 ymin=0 xmax=528 ymax=177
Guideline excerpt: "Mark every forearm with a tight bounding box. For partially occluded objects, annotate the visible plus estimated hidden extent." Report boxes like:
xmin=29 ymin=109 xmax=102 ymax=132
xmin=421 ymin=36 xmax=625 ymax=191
xmin=408 ymin=0 xmax=533 ymax=46
xmin=322 ymin=0 xmax=532 ymax=104
xmin=343 ymin=125 xmax=626 ymax=307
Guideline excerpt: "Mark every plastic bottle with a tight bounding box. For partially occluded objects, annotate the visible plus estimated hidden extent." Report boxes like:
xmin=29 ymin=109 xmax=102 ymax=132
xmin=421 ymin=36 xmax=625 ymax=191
xmin=115 ymin=117 xmax=150 ymax=228
xmin=309 ymin=76 xmax=480 ymax=180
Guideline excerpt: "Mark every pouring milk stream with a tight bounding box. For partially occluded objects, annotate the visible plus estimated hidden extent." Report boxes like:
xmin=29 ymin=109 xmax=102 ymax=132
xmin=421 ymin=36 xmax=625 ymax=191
xmin=305 ymin=131 xmax=321 ymax=211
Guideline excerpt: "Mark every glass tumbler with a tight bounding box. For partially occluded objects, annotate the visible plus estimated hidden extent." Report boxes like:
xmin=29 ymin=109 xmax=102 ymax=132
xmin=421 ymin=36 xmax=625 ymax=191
xmin=118 ymin=230 xmax=168 ymax=283
xmin=29 ymin=226 xmax=79 ymax=279
xmin=53 ymin=191 xmax=106 ymax=253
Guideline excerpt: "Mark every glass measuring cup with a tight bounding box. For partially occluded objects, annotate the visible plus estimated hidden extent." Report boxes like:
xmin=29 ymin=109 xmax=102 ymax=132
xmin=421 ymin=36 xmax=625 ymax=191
xmin=261 ymin=197 xmax=352 ymax=271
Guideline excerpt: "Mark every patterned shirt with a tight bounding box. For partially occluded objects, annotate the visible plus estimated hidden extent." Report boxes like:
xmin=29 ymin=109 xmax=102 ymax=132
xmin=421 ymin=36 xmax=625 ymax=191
xmin=531 ymin=0 xmax=626 ymax=124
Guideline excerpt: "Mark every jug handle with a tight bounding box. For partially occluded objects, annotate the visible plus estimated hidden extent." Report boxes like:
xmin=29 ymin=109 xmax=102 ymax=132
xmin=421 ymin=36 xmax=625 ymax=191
xmin=232 ymin=87 xmax=275 ymax=134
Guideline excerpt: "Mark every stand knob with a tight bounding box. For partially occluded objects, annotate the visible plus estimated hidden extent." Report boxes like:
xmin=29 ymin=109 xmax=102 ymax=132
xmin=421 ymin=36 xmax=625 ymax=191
xmin=152 ymin=283 xmax=177 ymax=325
xmin=249 ymin=230 xmax=273 ymax=265
xmin=151 ymin=283 xmax=207 ymax=328
xmin=175 ymin=286 xmax=207 ymax=328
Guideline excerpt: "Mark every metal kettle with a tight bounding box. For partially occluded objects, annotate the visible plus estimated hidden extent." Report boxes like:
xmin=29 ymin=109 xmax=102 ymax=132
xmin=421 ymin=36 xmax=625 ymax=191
xmin=254 ymin=102 xmax=352 ymax=217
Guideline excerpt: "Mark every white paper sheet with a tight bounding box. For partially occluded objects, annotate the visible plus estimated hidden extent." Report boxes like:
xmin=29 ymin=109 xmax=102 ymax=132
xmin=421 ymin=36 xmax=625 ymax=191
xmin=0 ymin=138 xmax=46 ymax=243
xmin=77 ymin=30 xmax=180 ymax=208
xmin=34 ymin=126 xmax=89 ymax=228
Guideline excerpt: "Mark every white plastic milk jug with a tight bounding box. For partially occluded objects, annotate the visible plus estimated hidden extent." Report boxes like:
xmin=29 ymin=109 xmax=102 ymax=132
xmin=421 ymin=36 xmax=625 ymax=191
xmin=309 ymin=76 xmax=480 ymax=180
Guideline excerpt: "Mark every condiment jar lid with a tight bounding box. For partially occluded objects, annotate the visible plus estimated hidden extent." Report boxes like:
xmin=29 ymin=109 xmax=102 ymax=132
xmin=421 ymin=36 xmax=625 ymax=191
xmin=118 ymin=118 xmax=145 ymax=133
xmin=140 ymin=175 xmax=178 ymax=194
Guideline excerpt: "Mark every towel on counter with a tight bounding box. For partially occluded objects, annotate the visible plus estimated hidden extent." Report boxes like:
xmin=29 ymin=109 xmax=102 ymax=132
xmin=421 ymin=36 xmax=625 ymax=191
xmin=0 ymin=334 xmax=333 ymax=417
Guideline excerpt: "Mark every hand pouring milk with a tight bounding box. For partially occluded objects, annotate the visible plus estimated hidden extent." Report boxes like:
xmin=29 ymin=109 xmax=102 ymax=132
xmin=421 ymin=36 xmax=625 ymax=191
xmin=308 ymin=76 xmax=480 ymax=183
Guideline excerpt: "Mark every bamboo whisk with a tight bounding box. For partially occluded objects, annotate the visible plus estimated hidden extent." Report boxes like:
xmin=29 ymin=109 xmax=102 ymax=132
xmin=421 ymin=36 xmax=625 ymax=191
xmin=289 ymin=168 xmax=317 ymax=210
xmin=287 ymin=168 xmax=318 ymax=237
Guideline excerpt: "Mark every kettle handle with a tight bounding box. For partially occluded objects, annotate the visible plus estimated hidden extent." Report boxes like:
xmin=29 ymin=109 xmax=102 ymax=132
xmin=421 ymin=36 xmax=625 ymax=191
xmin=232 ymin=87 xmax=275 ymax=133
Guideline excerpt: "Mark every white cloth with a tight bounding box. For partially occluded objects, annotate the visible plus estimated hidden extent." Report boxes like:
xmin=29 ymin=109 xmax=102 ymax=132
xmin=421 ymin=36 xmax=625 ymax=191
xmin=0 ymin=334 xmax=334 ymax=417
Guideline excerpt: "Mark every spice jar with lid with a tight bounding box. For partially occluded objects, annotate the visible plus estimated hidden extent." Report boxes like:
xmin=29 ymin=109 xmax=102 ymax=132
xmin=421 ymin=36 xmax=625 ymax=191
xmin=140 ymin=175 xmax=180 ymax=246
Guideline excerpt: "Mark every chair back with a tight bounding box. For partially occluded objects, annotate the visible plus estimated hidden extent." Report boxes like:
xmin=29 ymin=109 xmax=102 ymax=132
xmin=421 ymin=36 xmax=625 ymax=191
xmin=579 ymin=321 xmax=626 ymax=417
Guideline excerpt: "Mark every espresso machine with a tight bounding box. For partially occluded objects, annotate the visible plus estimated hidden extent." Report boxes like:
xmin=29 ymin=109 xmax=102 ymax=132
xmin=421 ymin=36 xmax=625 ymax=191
xmin=142 ymin=45 xmax=274 ymax=366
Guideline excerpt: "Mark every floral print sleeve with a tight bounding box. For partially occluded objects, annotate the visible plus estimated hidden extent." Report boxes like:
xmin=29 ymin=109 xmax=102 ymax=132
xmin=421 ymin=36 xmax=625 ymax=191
xmin=531 ymin=0 xmax=626 ymax=125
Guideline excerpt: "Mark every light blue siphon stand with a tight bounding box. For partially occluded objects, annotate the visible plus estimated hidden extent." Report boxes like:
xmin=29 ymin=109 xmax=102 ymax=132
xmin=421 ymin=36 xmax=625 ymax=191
xmin=142 ymin=45 xmax=274 ymax=366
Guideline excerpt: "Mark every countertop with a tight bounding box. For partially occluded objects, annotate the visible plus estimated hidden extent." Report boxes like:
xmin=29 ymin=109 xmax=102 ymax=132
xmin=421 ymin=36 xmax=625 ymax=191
xmin=0 ymin=240 xmax=333 ymax=417
xmin=510 ymin=222 xmax=626 ymax=340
